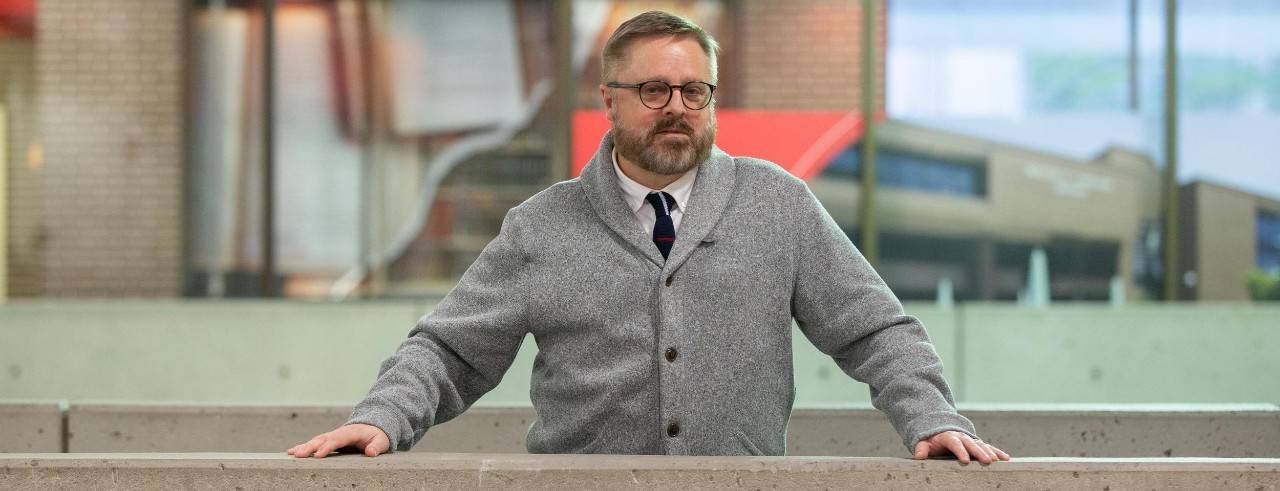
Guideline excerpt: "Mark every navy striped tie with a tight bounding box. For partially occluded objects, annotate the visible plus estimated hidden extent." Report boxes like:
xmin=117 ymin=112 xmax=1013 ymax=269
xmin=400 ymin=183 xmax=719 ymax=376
xmin=646 ymin=192 xmax=676 ymax=259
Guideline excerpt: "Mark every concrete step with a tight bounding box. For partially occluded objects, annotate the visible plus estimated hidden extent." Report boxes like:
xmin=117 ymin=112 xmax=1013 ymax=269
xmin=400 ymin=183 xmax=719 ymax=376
xmin=790 ymin=403 xmax=1280 ymax=458
xmin=4 ymin=402 xmax=1272 ymax=457
xmin=2 ymin=453 xmax=1277 ymax=490
xmin=0 ymin=402 xmax=63 ymax=453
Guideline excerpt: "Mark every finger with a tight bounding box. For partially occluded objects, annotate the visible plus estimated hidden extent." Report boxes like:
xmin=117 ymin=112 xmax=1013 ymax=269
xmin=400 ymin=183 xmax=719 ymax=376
xmin=990 ymin=443 xmax=1011 ymax=461
xmin=312 ymin=435 xmax=347 ymax=459
xmin=966 ymin=438 xmax=993 ymax=465
xmin=983 ymin=442 xmax=1009 ymax=462
xmin=288 ymin=436 xmax=324 ymax=458
xmin=945 ymin=434 xmax=971 ymax=465
xmin=979 ymin=440 xmax=998 ymax=464
xmin=311 ymin=440 xmax=337 ymax=459
xmin=288 ymin=439 xmax=317 ymax=457
xmin=979 ymin=442 xmax=999 ymax=463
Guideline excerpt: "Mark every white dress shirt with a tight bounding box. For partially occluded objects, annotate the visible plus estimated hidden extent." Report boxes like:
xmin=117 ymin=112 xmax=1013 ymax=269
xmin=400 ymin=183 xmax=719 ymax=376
xmin=612 ymin=149 xmax=698 ymax=236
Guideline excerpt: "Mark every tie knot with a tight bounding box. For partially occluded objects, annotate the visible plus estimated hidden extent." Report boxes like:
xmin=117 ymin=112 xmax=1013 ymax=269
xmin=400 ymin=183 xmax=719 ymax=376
xmin=646 ymin=192 xmax=674 ymax=217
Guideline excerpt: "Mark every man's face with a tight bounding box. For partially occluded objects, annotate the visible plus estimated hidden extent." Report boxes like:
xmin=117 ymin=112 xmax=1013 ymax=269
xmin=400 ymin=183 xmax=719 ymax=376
xmin=602 ymin=36 xmax=717 ymax=177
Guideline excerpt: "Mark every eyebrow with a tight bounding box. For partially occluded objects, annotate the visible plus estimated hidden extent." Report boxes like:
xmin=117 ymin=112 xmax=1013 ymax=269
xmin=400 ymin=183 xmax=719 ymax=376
xmin=634 ymin=78 xmax=708 ymax=84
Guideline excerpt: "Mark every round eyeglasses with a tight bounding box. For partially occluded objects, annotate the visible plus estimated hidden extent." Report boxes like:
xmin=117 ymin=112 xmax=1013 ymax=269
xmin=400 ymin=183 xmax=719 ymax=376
xmin=606 ymin=81 xmax=716 ymax=110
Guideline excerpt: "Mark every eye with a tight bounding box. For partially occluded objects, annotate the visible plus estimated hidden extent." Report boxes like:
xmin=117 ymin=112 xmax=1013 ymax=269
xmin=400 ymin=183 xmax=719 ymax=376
xmin=641 ymin=83 xmax=666 ymax=96
xmin=683 ymin=85 xmax=706 ymax=98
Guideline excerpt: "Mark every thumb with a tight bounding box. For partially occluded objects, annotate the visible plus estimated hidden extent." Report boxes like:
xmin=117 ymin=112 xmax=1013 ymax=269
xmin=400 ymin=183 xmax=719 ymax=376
xmin=365 ymin=432 xmax=391 ymax=457
xmin=913 ymin=441 xmax=929 ymax=460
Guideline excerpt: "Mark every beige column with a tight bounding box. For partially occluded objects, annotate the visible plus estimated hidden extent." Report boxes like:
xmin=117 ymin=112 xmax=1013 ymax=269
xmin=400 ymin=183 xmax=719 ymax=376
xmin=35 ymin=0 xmax=187 ymax=296
xmin=1 ymin=105 xmax=7 ymax=300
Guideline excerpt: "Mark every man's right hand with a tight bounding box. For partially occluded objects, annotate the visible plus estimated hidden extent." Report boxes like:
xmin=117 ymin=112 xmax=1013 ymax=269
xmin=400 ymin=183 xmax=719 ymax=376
xmin=287 ymin=423 xmax=391 ymax=458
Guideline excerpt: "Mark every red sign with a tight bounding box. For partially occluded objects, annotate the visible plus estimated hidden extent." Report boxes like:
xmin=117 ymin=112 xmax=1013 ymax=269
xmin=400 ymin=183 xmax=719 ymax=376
xmin=572 ymin=110 xmax=867 ymax=182
xmin=0 ymin=0 xmax=35 ymax=38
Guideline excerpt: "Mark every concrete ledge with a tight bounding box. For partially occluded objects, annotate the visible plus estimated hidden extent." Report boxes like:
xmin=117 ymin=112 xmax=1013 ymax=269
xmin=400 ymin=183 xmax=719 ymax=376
xmin=0 ymin=402 xmax=64 ymax=453
xmin=55 ymin=403 xmax=1280 ymax=458
xmin=1 ymin=454 xmax=1277 ymax=490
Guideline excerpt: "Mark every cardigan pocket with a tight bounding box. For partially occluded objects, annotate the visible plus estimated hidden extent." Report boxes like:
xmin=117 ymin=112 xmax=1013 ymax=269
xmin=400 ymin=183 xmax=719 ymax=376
xmin=575 ymin=434 xmax=608 ymax=454
xmin=732 ymin=429 xmax=765 ymax=456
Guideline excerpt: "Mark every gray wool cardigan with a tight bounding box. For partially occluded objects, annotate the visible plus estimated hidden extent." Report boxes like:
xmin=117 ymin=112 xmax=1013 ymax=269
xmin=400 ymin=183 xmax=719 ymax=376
xmin=348 ymin=132 xmax=978 ymax=456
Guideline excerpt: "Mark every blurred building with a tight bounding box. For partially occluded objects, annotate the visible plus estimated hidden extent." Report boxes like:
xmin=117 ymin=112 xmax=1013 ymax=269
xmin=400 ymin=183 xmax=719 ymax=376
xmin=811 ymin=122 xmax=1162 ymax=301
xmin=1 ymin=0 xmax=1276 ymax=302
xmin=1178 ymin=181 xmax=1280 ymax=301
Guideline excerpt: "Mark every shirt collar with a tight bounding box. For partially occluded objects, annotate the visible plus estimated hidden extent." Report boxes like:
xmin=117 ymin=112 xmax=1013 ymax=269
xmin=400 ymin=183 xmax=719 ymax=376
xmin=612 ymin=149 xmax=698 ymax=214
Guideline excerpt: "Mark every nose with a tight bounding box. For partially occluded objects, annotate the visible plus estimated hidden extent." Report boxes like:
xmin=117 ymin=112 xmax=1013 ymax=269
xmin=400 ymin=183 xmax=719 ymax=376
xmin=663 ymin=88 xmax=688 ymax=117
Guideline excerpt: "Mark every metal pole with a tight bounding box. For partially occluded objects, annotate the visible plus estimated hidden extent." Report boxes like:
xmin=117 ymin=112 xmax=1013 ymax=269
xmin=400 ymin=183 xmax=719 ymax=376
xmin=552 ymin=0 xmax=574 ymax=182
xmin=357 ymin=0 xmax=380 ymax=297
xmin=260 ymin=0 xmax=277 ymax=297
xmin=183 ymin=0 xmax=201 ymax=296
xmin=1162 ymin=0 xmax=1179 ymax=301
xmin=1128 ymin=0 xmax=1139 ymax=111
xmin=858 ymin=0 xmax=880 ymax=265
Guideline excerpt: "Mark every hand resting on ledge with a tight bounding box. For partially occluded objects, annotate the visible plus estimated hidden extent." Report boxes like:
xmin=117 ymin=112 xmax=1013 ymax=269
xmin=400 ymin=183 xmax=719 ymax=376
xmin=288 ymin=423 xmax=390 ymax=459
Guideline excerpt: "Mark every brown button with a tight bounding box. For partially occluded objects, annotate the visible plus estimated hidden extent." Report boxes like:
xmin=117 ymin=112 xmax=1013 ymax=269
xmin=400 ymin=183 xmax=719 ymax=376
xmin=665 ymin=347 xmax=678 ymax=362
xmin=667 ymin=422 xmax=680 ymax=437
xmin=665 ymin=276 xmax=673 ymax=286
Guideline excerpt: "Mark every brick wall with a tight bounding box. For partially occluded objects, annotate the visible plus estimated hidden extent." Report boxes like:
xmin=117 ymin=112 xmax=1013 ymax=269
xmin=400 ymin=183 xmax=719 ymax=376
xmin=35 ymin=0 xmax=186 ymax=296
xmin=738 ymin=0 xmax=884 ymax=111
xmin=1 ymin=39 xmax=37 ymax=297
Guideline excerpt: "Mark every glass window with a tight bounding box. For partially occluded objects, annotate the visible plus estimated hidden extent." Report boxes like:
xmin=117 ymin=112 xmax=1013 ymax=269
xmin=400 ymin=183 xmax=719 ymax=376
xmin=1259 ymin=212 xmax=1280 ymax=273
xmin=821 ymin=145 xmax=986 ymax=198
xmin=187 ymin=0 xmax=560 ymax=298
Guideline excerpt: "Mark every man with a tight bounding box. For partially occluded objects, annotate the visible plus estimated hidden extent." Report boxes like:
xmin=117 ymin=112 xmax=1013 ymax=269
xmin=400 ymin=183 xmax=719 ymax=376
xmin=289 ymin=11 xmax=1008 ymax=465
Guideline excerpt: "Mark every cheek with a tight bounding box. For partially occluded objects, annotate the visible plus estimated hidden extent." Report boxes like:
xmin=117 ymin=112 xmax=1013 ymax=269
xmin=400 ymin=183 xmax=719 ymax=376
xmin=617 ymin=111 xmax=657 ymax=130
xmin=690 ymin=113 xmax=712 ymax=131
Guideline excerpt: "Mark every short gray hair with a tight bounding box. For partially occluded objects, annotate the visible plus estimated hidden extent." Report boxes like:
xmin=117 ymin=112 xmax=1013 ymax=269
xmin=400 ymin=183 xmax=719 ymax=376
xmin=601 ymin=11 xmax=720 ymax=84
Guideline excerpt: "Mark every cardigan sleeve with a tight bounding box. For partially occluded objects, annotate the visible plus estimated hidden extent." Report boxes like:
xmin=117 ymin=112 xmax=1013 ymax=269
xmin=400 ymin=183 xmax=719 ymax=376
xmin=788 ymin=184 xmax=978 ymax=451
xmin=346 ymin=209 xmax=531 ymax=452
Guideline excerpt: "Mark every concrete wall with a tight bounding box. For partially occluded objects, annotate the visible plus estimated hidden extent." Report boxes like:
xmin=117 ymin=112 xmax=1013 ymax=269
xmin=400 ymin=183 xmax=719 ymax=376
xmin=0 ymin=300 xmax=434 ymax=403
xmin=956 ymin=304 xmax=1280 ymax=403
xmin=4 ymin=403 xmax=1277 ymax=458
xmin=1 ymin=301 xmax=1278 ymax=405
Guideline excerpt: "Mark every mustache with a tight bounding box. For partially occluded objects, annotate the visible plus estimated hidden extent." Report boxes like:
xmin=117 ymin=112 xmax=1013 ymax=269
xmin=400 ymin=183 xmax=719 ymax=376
xmin=651 ymin=118 xmax=694 ymax=136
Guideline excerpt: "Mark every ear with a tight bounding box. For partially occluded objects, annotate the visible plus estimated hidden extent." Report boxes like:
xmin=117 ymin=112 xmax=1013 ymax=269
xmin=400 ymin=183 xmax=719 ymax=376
xmin=600 ymin=84 xmax=614 ymax=111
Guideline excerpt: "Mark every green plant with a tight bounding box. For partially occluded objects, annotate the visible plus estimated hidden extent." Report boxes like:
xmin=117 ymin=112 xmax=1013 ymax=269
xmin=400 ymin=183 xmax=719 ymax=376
xmin=1245 ymin=270 xmax=1280 ymax=301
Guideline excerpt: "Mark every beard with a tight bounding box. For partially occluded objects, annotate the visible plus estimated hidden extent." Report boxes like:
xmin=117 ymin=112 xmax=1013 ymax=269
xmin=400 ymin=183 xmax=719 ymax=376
xmin=611 ymin=111 xmax=716 ymax=176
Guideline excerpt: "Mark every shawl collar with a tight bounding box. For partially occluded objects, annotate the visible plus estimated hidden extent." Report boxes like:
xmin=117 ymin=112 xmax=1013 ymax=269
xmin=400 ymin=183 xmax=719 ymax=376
xmin=580 ymin=131 xmax=737 ymax=270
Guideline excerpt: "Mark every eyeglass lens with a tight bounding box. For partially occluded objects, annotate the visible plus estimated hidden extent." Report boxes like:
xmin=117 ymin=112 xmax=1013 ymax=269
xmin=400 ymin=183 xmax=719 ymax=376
xmin=639 ymin=81 xmax=712 ymax=110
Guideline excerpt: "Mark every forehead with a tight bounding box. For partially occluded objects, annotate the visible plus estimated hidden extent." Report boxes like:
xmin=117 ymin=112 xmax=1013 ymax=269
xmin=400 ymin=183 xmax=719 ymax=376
xmin=616 ymin=35 xmax=711 ymax=82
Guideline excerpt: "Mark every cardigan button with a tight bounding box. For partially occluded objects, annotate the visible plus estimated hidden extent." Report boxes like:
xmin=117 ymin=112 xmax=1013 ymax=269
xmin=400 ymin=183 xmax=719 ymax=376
xmin=665 ymin=276 xmax=673 ymax=286
xmin=665 ymin=347 xmax=678 ymax=362
xmin=667 ymin=422 xmax=681 ymax=438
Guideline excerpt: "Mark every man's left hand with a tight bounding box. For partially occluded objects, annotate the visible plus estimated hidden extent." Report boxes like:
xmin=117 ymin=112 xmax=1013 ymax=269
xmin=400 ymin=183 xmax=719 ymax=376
xmin=913 ymin=430 xmax=1010 ymax=465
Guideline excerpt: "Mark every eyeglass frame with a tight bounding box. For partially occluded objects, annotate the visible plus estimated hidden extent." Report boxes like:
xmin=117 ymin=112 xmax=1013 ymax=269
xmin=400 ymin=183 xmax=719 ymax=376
xmin=605 ymin=80 xmax=717 ymax=110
